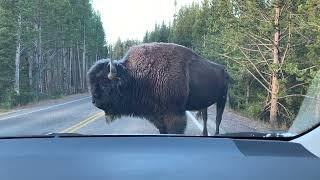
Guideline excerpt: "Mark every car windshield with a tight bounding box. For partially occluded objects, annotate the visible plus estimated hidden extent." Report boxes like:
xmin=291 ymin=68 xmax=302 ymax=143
xmin=0 ymin=0 xmax=319 ymax=139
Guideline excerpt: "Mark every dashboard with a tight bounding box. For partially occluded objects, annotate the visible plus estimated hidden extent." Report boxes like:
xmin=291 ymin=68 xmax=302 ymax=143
xmin=0 ymin=136 xmax=319 ymax=180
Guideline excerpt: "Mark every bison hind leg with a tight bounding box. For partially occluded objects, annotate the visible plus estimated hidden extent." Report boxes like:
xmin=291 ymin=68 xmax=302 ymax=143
xmin=196 ymin=109 xmax=208 ymax=136
xmin=200 ymin=109 xmax=208 ymax=136
xmin=216 ymin=97 xmax=227 ymax=135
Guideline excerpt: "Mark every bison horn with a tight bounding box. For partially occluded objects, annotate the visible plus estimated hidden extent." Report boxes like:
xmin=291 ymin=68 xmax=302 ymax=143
xmin=108 ymin=59 xmax=116 ymax=80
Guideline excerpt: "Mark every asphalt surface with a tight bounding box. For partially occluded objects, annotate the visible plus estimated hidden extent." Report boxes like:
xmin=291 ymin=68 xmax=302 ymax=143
xmin=0 ymin=94 xmax=212 ymax=137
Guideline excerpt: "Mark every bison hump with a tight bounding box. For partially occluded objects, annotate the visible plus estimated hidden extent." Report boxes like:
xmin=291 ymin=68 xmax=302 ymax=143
xmin=124 ymin=43 xmax=192 ymax=112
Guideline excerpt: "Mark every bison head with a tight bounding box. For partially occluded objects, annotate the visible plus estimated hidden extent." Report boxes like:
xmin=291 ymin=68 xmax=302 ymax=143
xmin=87 ymin=59 xmax=128 ymax=116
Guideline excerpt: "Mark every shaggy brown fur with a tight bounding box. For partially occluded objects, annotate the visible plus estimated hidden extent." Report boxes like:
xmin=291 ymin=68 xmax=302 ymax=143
xmin=87 ymin=43 xmax=229 ymax=135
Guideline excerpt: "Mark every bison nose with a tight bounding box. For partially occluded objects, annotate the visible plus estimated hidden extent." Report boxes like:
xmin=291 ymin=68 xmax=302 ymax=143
xmin=92 ymin=99 xmax=95 ymax=104
xmin=92 ymin=93 xmax=99 ymax=99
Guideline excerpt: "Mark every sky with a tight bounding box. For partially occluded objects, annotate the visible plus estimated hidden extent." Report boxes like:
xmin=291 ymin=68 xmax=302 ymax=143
xmin=92 ymin=0 xmax=201 ymax=44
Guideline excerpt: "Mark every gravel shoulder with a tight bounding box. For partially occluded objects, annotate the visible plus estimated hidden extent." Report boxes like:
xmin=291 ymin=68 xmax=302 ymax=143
xmin=220 ymin=106 xmax=272 ymax=132
xmin=196 ymin=105 xmax=272 ymax=134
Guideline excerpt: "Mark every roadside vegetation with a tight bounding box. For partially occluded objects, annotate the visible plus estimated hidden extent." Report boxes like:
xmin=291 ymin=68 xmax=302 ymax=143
xmin=112 ymin=0 xmax=320 ymax=128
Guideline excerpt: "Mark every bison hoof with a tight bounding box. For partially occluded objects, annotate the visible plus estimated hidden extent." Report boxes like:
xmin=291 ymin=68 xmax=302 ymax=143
xmin=202 ymin=130 xmax=208 ymax=136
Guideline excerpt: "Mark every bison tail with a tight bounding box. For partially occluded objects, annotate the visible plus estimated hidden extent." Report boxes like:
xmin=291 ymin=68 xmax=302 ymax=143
xmin=196 ymin=111 xmax=203 ymax=120
xmin=195 ymin=109 xmax=207 ymax=121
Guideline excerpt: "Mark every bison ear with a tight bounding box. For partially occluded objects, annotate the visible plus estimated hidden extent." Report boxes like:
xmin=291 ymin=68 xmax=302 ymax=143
xmin=107 ymin=59 xmax=117 ymax=80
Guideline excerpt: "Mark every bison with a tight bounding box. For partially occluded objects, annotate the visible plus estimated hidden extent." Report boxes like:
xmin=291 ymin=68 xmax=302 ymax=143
xmin=87 ymin=43 xmax=229 ymax=135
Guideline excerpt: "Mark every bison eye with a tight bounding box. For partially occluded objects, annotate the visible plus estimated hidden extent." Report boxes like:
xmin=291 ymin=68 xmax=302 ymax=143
xmin=92 ymin=93 xmax=99 ymax=99
xmin=91 ymin=85 xmax=102 ymax=97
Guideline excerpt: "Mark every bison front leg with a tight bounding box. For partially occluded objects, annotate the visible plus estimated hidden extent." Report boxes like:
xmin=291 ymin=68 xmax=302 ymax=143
xmin=146 ymin=115 xmax=168 ymax=134
xmin=163 ymin=113 xmax=187 ymax=134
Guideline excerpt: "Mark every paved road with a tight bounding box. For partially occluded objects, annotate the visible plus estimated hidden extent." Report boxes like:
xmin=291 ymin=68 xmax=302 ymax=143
xmin=0 ymin=94 xmax=212 ymax=137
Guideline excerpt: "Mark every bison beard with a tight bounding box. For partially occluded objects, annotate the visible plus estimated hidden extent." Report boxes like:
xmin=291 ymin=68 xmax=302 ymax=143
xmin=87 ymin=43 xmax=229 ymax=135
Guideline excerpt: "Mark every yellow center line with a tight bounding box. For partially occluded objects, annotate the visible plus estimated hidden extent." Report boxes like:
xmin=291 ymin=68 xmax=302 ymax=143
xmin=60 ymin=111 xmax=105 ymax=133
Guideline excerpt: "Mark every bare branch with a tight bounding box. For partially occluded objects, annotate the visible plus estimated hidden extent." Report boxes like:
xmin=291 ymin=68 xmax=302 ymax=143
xmin=280 ymin=26 xmax=289 ymax=36
xmin=239 ymin=47 xmax=271 ymax=86
xmin=300 ymin=65 xmax=318 ymax=71
xmin=277 ymin=102 xmax=291 ymax=117
xmin=263 ymin=101 xmax=271 ymax=109
xmin=219 ymin=53 xmax=271 ymax=94
xmin=279 ymin=94 xmax=320 ymax=101
xmin=247 ymin=32 xmax=273 ymax=44
xmin=308 ymin=22 xmax=320 ymax=29
xmin=255 ymin=43 xmax=271 ymax=67
xmin=281 ymin=12 xmax=292 ymax=67
xmin=280 ymin=43 xmax=289 ymax=66
xmin=239 ymin=46 xmax=260 ymax=52
xmin=280 ymin=1 xmax=289 ymax=16
xmin=279 ymin=33 xmax=288 ymax=42
xmin=246 ymin=69 xmax=272 ymax=94
xmin=261 ymin=71 xmax=271 ymax=76
xmin=246 ymin=34 xmax=273 ymax=51
xmin=294 ymin=28 xmax=310 ymax=42
xmin=247 ymin=44 xmax=272 ymax=46
xmin=255 ymin=6 xmax=271 ymax=22
xmin=287 ymin=82 xmax=308 ymax=90
xmin=218 ymin=53 xmax=244 ymax=65
xmin=290 ymin=41 xmax=310 ymax=47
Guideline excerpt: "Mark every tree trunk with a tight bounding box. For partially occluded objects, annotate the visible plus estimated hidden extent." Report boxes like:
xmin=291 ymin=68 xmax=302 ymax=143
xmin=59 ymin=48 xmax=63 ymax=92
xmin=34 ymin=39 xmax=40 ymax=97
xmin=82 ymin=26 xmax=86 ymax=91
xmin=28 ymin=56 xmax=33 ymax=88
xmin=270 ymin=4 xmax=281 ymax=128
xmin=72 ymin=47 xmax=77 ymax=93
xmin=77 ymin=42 xmax=81 ymax=92
xmin=38 ymin=22 xmax=43 ymax=94
xmin=34 ymin=16 xmax=43 ymax=96
xmin=62 ymin=44 xmax=67 ymax=94
xmin=14 ymin=13 xmax=22 ymax=95
xmin=48 ymin=54 xmax=54 ymax=95
xmin=69 ymin=47 xmax=72 ymax=94
xmin=44 ymin=67 xmax=49 ymax=94
xmin=246 ymin=82 xmax=250 ymax=105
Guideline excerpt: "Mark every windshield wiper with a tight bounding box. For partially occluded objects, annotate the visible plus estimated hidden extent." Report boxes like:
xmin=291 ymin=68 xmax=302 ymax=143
xmin=0 ymin=133 xmax=85 ymax=139
xmin=46 ymin=132 xmax=84 ymax=137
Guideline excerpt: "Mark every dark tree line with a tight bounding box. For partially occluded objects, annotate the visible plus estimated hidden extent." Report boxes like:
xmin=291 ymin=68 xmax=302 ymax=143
xmin=107 ymin=38 xmax=140 ymax=60
xmin=0 ymin=0 xmax=107 ymax=108
xmin=143 ymin=22 xmax=172 ymax=43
